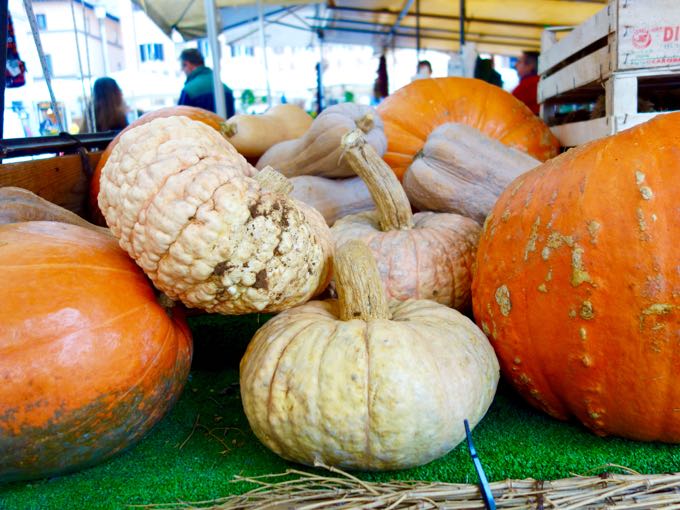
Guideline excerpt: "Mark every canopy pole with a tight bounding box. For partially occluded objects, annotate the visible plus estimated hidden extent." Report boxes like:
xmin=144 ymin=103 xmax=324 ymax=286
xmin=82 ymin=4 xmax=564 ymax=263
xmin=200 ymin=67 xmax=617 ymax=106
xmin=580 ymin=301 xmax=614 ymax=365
xmin=257 ymin=0 xmax=272 ymax=108
xmin=0 ymin=2 xmax=8 ymax=140
xmin=204 ymin=0 xmax=226 ymax=118
xmin=416 ymin=0 xmax=420 ymax=58
xmin=460 ymin=0 xmax=466 ymax=49
xmin=316 ymin=28 xmax=324 ymax=115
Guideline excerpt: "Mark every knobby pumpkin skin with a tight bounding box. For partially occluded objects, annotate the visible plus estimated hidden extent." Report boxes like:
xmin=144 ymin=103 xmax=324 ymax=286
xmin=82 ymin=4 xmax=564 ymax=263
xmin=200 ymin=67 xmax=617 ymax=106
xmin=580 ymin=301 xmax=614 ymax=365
xmin=0 ymin=221 xmax=192 ymax=482
xmin=472 ymin=112 xmax=680 ymax=442
xmin=99 ymin=116 xmax=332 ymax=314
xmin=377 ymin=77 xmax=559 ymax=180
xmin=240 ymin=241 xmax=499 ymax=470
xmin=89 ymin=106 xmax=230 ymax=225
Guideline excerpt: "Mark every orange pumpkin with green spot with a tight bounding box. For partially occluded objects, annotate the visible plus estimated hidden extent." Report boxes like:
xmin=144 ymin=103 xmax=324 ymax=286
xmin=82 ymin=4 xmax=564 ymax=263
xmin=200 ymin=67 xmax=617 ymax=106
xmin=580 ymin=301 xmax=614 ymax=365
xmin=472 ymin=113 xmax=680 ymax=442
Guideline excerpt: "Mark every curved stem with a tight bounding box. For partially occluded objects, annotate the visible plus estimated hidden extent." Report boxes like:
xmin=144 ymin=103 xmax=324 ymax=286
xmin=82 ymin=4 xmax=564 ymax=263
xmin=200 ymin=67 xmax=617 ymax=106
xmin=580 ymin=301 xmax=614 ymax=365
xmin=255 ymin=166 xmax=293 ymax=196
xmin=335 ymin=240 xmax=391 ymax=321
xmin=341 ymin=129 xmax=413 ymax=231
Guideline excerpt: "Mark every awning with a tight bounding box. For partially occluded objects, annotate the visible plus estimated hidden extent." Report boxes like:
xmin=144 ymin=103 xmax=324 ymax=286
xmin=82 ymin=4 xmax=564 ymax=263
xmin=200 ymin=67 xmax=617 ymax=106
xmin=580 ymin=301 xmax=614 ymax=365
xmin=133 ymin=0 xmax=606 ymax=55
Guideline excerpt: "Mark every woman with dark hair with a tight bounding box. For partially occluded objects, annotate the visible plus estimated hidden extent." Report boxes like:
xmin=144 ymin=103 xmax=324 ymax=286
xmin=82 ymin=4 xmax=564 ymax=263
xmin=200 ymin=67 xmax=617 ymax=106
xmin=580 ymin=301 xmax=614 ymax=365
xmin=80 ymin=77 xmax=129 ymax=133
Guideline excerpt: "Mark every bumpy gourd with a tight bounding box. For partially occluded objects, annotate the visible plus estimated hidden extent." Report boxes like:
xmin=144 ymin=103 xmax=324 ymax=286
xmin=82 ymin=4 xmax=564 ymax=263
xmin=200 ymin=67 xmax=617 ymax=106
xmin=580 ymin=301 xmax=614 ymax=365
xmin=240 ymin=240 xmax=499 ymax=470
xmin=331 ymin=129 xmax=480 ymax=309
xmin=99 ymin=116 xmax=332 ymax=314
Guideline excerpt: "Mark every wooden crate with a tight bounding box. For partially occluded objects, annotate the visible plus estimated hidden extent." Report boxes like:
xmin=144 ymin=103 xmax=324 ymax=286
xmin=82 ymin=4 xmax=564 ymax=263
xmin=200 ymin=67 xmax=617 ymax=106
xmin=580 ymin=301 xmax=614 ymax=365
xmin=538 ymin=0 xmax=680 ymax=146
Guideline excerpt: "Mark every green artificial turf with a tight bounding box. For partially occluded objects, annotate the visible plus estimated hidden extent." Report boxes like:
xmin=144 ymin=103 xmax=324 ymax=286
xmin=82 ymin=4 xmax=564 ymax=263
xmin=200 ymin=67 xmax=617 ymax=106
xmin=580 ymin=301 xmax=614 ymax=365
xmin=1 ymin=313 xmax=679 ymax=509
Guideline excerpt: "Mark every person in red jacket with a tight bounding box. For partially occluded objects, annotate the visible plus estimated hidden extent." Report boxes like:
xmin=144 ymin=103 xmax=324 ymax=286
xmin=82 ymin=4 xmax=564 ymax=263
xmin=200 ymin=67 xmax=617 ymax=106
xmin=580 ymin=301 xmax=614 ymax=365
xmin=512 ymin=51 xmax=540 ymax=115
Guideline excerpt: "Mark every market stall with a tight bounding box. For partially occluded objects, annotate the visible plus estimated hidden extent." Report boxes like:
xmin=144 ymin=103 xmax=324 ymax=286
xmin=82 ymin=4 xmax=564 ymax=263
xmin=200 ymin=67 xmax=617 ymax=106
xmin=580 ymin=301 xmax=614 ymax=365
xmin=1 ymin=1 xmax=679 ymax=508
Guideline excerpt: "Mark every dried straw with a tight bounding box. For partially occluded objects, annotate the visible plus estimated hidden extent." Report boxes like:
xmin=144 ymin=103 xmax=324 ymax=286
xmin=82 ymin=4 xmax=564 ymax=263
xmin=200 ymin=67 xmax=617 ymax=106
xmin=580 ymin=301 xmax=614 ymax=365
xmin=134 ymin=464 xmax=680 ymax=510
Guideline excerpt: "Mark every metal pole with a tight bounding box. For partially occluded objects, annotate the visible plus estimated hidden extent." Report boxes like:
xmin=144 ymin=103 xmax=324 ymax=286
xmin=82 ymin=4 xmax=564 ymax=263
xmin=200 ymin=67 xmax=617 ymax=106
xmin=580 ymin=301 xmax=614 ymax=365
xmin=0 ymin=3 xmax=9 ymax=140
xmin=460 ymin=0 xmax=466 ymax=49
xmin=23 ymin=0 xmax=65 ymax=132
xmin=204 ymin=0 xmax=226 ymax=118
xmin=257 ymin=0 xmax=272 ymax=107
xmin=416 ymin=0 xmax=420 ymax=58
xmin=316 ymin=29 xmax=324 ymax=114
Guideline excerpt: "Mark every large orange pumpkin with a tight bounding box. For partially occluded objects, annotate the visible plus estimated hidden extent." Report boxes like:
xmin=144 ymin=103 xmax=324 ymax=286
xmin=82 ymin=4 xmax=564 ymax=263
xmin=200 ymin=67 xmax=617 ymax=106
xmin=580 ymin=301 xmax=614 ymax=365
xmin=89 ymin=106 xmax=229 ymax=225
xmin=0 ymin=221 xmax=193 ymax=482
xmin=377 ymin=77 xmax=560 ymax=180
xmin=472 ymin=113 xmax=680 ymax=441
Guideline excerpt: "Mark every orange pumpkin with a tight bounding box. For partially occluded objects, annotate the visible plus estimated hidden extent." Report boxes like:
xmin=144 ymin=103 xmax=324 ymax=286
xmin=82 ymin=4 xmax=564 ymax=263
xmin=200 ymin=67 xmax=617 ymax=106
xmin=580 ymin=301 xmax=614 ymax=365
xmin=472 ymin=113 xmax=680 ymax=441
xmin=89 ymin=106 xmax=229 ymax=225
xmin=0 ymin=221 xmax=193 ymax=482
xmin=377 ymin=77 xmax=560 ymax=180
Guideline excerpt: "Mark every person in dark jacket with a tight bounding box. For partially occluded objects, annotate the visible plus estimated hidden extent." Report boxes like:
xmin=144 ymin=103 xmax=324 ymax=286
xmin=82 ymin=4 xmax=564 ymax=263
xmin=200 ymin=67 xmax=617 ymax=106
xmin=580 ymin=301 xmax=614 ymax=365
xmin=178 ymin=48 xmax=235 ymax=118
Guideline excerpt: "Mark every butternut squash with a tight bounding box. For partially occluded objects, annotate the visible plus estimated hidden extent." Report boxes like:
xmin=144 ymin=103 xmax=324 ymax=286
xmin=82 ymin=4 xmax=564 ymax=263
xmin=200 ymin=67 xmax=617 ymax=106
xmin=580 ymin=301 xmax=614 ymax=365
xmin=224 ymin=104 xmax=313 ymax=159
xmin=256 ymin=103 xmax=387 ymax=178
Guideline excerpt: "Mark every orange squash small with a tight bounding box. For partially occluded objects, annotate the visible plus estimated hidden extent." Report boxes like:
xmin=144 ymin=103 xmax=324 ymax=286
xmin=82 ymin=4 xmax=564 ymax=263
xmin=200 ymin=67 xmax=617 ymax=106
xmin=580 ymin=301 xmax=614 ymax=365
xmin=0 ymin=221 xmax=192 ymax=482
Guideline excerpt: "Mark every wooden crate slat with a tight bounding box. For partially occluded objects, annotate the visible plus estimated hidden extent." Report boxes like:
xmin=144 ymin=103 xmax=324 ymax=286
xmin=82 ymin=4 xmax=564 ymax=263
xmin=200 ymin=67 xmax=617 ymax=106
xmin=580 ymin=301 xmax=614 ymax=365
xmin=549 ymin=117 xmax=611 ymax=147
xmin=539 ymin=5 xmax=613 ymax=75
xmin=0 ymin=152 xmax=102 ymax=215
xmin=538 ymin=45 xmax=610 ymax=102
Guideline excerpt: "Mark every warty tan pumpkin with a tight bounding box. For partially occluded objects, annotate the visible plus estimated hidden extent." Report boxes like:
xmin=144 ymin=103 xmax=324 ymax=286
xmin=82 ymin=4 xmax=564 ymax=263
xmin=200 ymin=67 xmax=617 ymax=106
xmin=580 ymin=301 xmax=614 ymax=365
xmin=99 ymin=116 xmax=332 ymax=314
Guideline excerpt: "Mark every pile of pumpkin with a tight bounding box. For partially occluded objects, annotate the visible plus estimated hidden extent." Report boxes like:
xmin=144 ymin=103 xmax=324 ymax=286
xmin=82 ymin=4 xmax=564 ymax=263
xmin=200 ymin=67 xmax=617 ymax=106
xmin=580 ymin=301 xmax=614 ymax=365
xmin=2 ymin=77 xmax=678 ymax=483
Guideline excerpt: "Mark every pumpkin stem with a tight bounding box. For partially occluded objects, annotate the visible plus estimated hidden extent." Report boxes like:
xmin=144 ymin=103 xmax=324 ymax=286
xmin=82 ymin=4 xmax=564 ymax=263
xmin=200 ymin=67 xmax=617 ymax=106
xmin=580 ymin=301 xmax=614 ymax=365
xmin=255 ymin=166 xmax=293 ymax=196
xmin=341 ymin=129 xmax=414 ymax=231
xmin=336 ymin=240 xmax=391 ymax=321
xmin=355 ymin=113 xmax=375 ymax=134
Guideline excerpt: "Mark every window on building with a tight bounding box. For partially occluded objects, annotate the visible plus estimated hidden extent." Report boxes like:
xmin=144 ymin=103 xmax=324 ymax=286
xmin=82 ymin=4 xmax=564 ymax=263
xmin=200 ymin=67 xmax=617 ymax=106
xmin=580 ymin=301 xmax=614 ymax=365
xmin=139 ymin=43 xmax=164 ymax=62
xmin=44 ymin=54 xmax=53 ymax=77
xmin=36 ymin=14 xmax=47 ymax=30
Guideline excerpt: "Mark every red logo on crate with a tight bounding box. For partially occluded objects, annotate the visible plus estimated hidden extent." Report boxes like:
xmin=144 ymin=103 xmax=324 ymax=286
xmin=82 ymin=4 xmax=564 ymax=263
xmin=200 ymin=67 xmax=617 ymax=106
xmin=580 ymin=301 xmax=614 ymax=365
xmin=632 ymin=28 xmax=652 ymax=49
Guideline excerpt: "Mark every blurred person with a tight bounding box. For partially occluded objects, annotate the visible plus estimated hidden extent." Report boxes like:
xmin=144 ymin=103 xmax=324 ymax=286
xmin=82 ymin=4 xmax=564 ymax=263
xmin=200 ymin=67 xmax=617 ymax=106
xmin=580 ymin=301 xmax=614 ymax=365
xmin=372 ymin=53 xmax=389 ymax=104
xmin=178 ymin=48 xmax=235 ymax=118
xmin=474 ymin=57 xmax=503 ymax=88
xmin=412 ymin=60 xmax=432 ymax=81
xmin=512 ymin=51 xmax=540 ymax=115
xmin=80 ymin=77 xmax=128 ymax=133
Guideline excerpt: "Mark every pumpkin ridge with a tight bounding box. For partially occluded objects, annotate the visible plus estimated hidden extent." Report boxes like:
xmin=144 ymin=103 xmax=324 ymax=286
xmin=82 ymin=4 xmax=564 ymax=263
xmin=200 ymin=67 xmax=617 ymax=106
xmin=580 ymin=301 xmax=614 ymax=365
xmin=364 ymin=320 xmax=372 ymax=461
xmin=39 ymin=311 xmax=181 ymax=440
xmin=0 ymin=302 xmax=150 ymax=356
xmin=0 ymin=263 xmax=140 ymax=276
xmin=265 ymin=319 xmax=318 ymax=455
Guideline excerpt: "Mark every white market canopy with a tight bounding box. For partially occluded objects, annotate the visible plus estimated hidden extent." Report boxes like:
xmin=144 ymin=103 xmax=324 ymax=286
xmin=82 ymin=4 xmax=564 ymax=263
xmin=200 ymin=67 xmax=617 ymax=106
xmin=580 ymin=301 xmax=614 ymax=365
xmin=133 ymin=0 xmax=607 ymax=55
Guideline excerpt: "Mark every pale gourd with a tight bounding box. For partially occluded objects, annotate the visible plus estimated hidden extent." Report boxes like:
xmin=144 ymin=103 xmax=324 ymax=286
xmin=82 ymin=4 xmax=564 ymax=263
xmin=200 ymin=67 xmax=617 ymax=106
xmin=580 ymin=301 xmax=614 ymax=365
xmin=331 ymin=130 xmax=480 ymax=309
xmin=99 ymin=116 xmax=332 ymax=314
xmin=240 ymin=240 xmax=500 ymax=470
xmin=256 ymin=103 xmax=387 ymax=178
xmin=403 ymin=123 xmax=540 ymax=224
xmin=289 ymin=175 xmax=374 ymax=226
